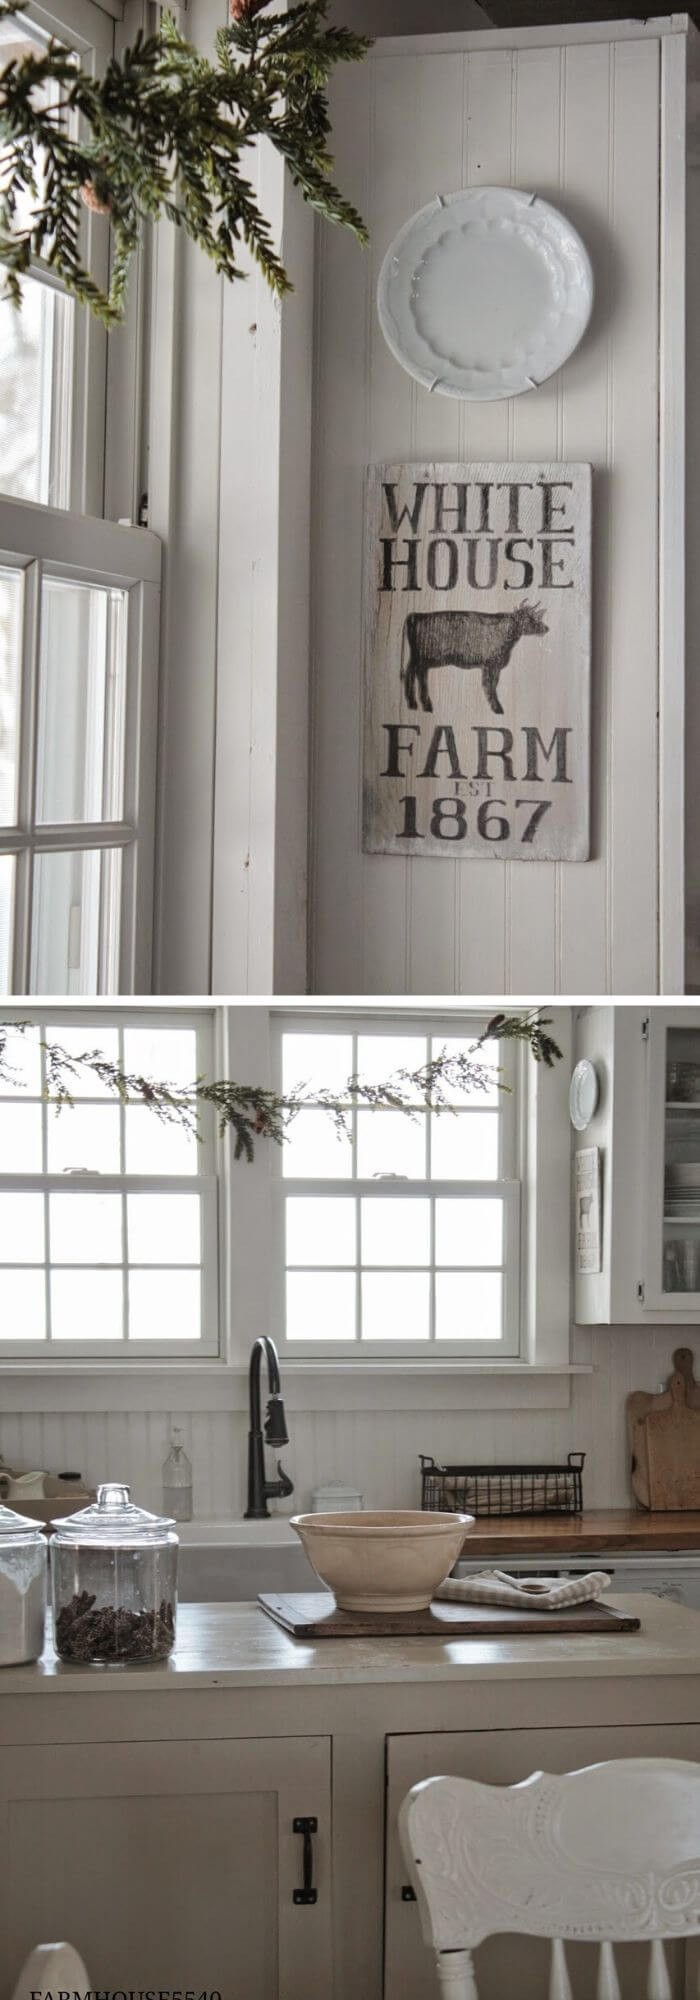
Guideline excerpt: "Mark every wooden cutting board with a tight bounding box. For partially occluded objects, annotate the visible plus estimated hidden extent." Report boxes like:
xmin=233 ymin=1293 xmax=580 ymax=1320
xmin=628 ymin=1348 xmax=700 ymax=1511
xmin=258 ymin=1592 xmax=641 ymax=1639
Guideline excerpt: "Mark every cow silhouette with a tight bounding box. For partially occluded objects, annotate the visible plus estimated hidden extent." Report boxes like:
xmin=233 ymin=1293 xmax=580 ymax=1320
xmin=400 ymin=602 xmax=549 ymax=715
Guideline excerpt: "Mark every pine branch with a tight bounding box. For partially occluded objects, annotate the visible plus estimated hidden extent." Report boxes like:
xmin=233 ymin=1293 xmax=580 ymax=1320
xmin=0 ymin=0 xmax=371 ymax=323
xmin=0 ymin=1014 xmax=562 ymax=1164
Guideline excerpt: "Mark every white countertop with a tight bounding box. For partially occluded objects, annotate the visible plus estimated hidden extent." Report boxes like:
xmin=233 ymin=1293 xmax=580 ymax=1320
xmin=1 ymin=1595 xmax=699 ymax=1694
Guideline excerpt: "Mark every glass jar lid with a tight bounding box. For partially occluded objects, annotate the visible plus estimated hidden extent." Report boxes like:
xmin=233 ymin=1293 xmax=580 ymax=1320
xmin=51 ymin=1482 xmax=176 ymax=1543
xmin=0 ymin=1502 xmax=46 ymax=1542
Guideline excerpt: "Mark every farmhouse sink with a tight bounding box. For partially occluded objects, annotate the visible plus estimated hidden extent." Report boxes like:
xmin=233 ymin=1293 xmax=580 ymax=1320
xmin=176 ymin=1518 xmax=317 ymax=1600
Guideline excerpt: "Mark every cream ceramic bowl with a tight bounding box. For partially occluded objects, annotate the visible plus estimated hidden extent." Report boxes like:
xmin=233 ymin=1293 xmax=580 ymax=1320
xmin=289 ymin=1509 xmax=474 ymax=1613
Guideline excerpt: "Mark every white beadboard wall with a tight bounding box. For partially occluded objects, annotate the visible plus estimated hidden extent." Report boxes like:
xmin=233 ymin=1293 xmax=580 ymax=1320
xmin=309 ymin=29 xmax=662 ymax=994
xmin=2 ymin=1328 xmax=694 ymax=1519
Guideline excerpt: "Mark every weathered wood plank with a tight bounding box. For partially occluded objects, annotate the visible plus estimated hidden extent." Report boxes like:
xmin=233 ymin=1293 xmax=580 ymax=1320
xmin=363 ymin=461 xmax=591 ymax=862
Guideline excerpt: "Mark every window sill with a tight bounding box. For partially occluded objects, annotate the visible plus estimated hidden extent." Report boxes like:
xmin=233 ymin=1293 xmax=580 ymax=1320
xmin=0 ymin=1359 xmax=591 ymax=1412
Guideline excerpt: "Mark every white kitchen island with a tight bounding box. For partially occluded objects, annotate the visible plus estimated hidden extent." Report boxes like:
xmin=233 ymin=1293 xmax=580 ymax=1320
xmin=1 ymin=1595 xmax=699 ymax=2000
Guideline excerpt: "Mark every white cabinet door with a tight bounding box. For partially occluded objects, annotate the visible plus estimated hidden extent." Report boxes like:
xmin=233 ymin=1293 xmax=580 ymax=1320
xmin=385 ymin=1724 xmax=700 ymax=2000
xmin=0 ymin=1735 xmax=332 ymax=2000
xmin=642 ymin=1009 xmax=700 ymax=1314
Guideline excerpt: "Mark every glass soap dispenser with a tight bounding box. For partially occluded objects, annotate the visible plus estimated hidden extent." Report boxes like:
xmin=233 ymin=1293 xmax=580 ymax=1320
xmin=162 ymin=1429 xmax=193 ymax=1522
xmin=50 ymin=1483 xmax=178 ymax=1664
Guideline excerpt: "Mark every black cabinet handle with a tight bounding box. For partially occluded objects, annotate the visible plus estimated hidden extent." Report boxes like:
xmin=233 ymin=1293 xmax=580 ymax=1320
xmin=293 ymin=1816 xmax=318 ymax=1904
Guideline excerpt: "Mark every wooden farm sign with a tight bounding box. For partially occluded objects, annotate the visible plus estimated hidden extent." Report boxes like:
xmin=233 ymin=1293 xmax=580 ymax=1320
xmin=362 ymin=462 xmax=591 ymax=860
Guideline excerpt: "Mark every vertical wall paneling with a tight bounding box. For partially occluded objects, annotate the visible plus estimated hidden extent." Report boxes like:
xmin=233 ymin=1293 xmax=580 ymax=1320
xmin=403 ymin=52 xmax=465 ymax=996
xmin=685 ymin=38 xmax=700 ymax=990
xmin=507 ymin=43 xmax=563 ymax=990
xmin=454 ymin=48 xmax=513 ymax=994
xmin=557 ymin=40 xmax=614 ymax=993
xmin=309 ymin=23 xmax=675 ymax=995
xmin=361 ymin=55 xmax=418 ymax=994
xmin=309 ymin=61 xmax=373 ymax=993
xmin=658 ymin=33 xmax=688 ymax=996
xmin=4 ymin=1325 xmax=699 ymax=1517
xmin=606 ymin=38 xmax=660 ymax=994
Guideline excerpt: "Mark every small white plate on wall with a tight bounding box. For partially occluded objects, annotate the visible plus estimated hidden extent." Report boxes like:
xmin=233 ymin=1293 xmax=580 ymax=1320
xmin=376 ymin=185 xmax=594 ymax=401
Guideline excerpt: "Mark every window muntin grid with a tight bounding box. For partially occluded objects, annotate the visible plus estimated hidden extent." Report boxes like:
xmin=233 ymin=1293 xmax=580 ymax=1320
xmin=277 ymin=1020 xmax=520 ymax=1358
xmin=0 ymin=1013 xmax=218 ymax=1356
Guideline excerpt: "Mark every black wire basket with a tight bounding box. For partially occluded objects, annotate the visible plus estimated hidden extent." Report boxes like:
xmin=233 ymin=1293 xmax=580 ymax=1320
xmin=420 ymin=1451 xmax=585 ymax=1519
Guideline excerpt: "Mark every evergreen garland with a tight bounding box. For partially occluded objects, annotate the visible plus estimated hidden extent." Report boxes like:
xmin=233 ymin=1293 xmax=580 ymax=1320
xmin=0 ymin=1012 xmax=562 ymax=1163
xmin=0 ymin=0 xmax=370 ymax=324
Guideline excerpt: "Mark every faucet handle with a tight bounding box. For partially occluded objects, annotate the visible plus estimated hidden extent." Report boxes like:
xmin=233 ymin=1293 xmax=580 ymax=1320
xmin=274 ymin=1460 xmax=294 ymax=1501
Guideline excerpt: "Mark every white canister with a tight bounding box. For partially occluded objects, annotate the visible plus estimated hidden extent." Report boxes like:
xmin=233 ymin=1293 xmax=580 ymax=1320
xmin=0 ymin=1504 xmax=47 ymax=1665
xmin=310 ymin=1483 xmax=363 ymax=1514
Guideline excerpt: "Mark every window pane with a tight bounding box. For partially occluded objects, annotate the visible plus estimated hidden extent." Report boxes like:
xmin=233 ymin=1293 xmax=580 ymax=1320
xmin=432 ymin=1034 xmax=502 ymax=1107
xmin=430 ymin=1110 xmax=499 ymax=1180
xmin=435 ymin=1197 xmax=504 ymax=1267
xmin=286 ymin=1196 xmax=355 ymax=1267
xmin=0 ymin=278 xmax=74 ymax=509
xmin=30 ymin=847 xmax=122 ymax=994
xmin=361 ymin=1270 xmax=430 ymax=1340
xmin=0 ymin=1023 xmax=41 ymax=1094
xmin=282 ymin=1109 xmax=352 ymax=1180
xmin=35 ymin=578 xmax=127 ymax=824
xmin=51 ymin=1267 xmax=123 ymax=1339
xmin=282 ymin=1031 xmax=353 ymax=1098
xmin=0 ymin=566 xmax=22 ymax=825
xmin=128 ymin=1269 xmax=201 ymax=1340
xmin=356 ymin=1108 xmax=426 ymax=1179
xmin=125 ymin=1106 xmax=198 ymax=1176
xmin=0 ymin=1267 xmax=45 ymax=1338
xmin=123 ymin=1027 xmax=199 ymax=1092
xmin=50 ymin=1191 xmax=121 ymax=1264
xmin=286 ymin=1270 xmax=356 ymax=1340
xmin=0 ymin=855 xmax=14 ymax=991
xmin=435 ymin=1271 xmax=503 ymax=1340
xmin=361 ymin=1197 xmax=430 ymax=1266
xmin=0 ymin=1101 xmax=42 ymax=1171
xmin=127 ymin=1192 xmax=201 ymax=1266
xmin=47 ymin=1103 xmax=120 ymax=1175
xmin=356 ymin=1034 xmax=427 ymax=1088
xmin=0 ymin=1192 xmax=44 ymax=1261
xmin=46 ymin=1024 xmax=119 ymax=1098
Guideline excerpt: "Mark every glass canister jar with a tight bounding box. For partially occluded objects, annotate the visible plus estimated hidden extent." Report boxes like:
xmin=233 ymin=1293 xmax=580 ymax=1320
xmin=0 ymin=1504 xmax=47 ymax=1666
xmin=50 ymin=1483 xmax=178 ymax=1664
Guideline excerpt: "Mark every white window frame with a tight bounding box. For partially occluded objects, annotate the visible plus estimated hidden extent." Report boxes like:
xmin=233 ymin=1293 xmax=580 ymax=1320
xmin=3 ymin=0 xmax=118 ymax=518
xmin=0 ymin=1005 xmax=221 ymax=1360
xmin=271 ymin=1010 xmax=524 ymax=1363
xmin=0 ymin=499 xmax=160 ymax=992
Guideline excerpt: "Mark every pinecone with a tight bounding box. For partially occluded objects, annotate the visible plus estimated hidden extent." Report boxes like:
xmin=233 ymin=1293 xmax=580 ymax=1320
xmin=229 ymin=0 xmax=268 ymax=19
xmin=80 ymin=180 xmax=111 ymax=216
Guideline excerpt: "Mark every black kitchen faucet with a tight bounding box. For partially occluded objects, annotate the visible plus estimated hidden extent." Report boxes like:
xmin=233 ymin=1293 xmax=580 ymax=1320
xmin=244 ymin=1336 xmax=294 ymax=1520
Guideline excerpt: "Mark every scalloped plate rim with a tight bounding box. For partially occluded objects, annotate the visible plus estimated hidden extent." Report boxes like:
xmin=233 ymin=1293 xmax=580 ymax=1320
xmin=376 ymin=184 xmax=594 ymax=402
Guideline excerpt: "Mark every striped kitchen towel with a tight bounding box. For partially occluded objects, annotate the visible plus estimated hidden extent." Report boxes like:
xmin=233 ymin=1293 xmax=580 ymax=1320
xmin=435 ymin=1568 xmax=612 ymax=1610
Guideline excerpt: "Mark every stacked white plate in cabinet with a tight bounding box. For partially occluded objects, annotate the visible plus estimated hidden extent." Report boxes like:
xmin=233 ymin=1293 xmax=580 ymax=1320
xmin=376 ymin=185 xmax=594 ymax=401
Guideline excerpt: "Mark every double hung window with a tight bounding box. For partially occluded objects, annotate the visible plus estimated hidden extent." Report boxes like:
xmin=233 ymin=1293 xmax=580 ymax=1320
xmin=0 ymin=2 xmax=159 ymax=995
xmin=0 ymin=1012 xmax=219 ymax=1358
xmin=275 ymin=1015 xmax=521 ymax=1360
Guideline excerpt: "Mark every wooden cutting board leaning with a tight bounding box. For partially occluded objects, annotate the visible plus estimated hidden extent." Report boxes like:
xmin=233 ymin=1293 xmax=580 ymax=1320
xmin=258 ymin=1593 xmax=640 ymax=1639
xmin=627 ymin=1348 xmax=700 ymax=1510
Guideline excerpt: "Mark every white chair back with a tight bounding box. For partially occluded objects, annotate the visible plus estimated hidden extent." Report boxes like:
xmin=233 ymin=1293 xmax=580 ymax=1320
xmin=398 ymin=1758 xmax=700 ymax=2000
xmin=10 ymin=1944 xmax=92 ymax=2000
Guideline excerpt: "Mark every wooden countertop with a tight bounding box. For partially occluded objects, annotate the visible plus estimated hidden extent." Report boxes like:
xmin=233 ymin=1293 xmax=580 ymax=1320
xmin=460 ymin=1511 xmax=700 ymax=1557
xmin=1 ymin=1595 xmax=699 ymax=1694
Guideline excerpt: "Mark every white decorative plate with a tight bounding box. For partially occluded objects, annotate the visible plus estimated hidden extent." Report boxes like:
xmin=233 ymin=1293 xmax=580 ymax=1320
xmin=377 ymin=185 xmax=594 ymax=401
xmin=569 ymin=1059 xmax=599 ymax=1133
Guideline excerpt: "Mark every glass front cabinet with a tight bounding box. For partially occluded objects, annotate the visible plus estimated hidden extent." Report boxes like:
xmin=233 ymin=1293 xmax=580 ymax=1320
xmin=573 ymin=1008 xmax=700 ymax=1325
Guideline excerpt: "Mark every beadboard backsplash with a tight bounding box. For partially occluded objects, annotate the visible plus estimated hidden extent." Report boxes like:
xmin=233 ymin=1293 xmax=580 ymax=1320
xmin=1 ymin=1327 xmax=694 ymax=1519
